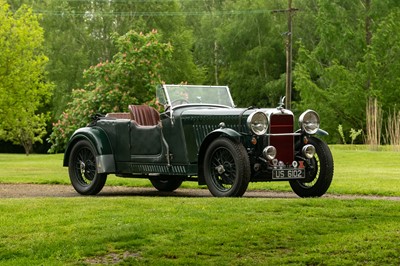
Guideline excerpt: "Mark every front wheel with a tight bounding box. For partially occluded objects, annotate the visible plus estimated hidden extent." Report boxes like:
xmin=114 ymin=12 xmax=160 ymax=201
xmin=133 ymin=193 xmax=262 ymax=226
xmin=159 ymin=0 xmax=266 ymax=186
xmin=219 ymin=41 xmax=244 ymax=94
xmin=149 ymin=177 xmax=183 ymax=192
xmin=290 ymin=137 xmax=334 ymax=197
xmin=68 ymin=140 xmax=107 ymax=195
xmin=203 ymin=137 xmax=250 ymax=197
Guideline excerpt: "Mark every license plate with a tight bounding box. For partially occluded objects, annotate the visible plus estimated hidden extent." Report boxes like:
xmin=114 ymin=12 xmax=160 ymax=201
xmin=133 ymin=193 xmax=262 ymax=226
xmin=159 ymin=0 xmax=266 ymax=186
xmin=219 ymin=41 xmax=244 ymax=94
xmin=272 ymin=169 xmax=305 ymax=179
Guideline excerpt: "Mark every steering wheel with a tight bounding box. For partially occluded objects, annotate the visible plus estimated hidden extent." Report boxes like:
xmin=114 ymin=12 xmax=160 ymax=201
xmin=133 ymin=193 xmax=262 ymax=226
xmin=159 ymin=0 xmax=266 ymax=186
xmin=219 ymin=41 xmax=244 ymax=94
xmin=171 ymin=98 xmax=190 ymax=106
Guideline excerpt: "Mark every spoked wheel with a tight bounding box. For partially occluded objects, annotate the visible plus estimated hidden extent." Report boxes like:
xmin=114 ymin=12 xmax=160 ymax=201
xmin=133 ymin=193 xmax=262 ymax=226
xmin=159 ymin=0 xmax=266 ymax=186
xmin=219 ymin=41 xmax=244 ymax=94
xmin=290 ymin=137 xmax=334 ymax=197
xmin=150 ymin=177 xmax=183 ymax=192
xmin=204 ymin=137 xmax=250 ymax=197
xmin=68 ymin=140 xmax=107 ymax=195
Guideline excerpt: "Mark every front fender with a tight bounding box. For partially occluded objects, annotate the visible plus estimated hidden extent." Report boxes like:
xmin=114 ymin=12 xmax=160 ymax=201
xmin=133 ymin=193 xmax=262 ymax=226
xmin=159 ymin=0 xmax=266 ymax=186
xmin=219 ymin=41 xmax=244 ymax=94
xmin=63 ymin=127 xmax=115 ymax=173
xmin=199 ymin=128 xmax=242 ymax=154
xmin=197 ymin=128 xmax=242 ymax=185
xmin=209 ymin=128 xmax=242 ymax=140
xmin=316 ymin=128 xmax=329 ymax=136
xmin=295 ymin=128 xmax=329 ymax=136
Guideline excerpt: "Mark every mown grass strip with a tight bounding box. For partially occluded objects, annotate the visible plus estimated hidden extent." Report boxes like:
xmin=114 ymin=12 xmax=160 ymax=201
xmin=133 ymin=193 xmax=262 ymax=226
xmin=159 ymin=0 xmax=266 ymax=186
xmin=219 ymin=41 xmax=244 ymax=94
xmin=1 ymin=145 xmax=400 ymax=196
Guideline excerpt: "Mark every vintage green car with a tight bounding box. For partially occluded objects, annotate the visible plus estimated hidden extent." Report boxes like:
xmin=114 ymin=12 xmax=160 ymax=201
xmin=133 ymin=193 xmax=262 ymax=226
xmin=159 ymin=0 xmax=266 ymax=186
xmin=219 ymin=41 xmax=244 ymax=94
xmin=63 ymin=84 xmax=333 ymax=197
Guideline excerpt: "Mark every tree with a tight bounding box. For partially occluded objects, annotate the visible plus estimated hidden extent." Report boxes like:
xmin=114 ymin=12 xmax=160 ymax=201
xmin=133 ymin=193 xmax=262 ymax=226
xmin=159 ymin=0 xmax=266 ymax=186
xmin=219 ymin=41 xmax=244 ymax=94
xmin=218 ymin=0 xmax=288 ymax=107
xmin=8 ymin=0 xmax=204 ymax=122
xmin=181 ymin=0 xmax=226 ymax=85
xmin=294 ymin=0 xmax=400 ymax=144
xmin=40 ymin=0 xmax=204 ymax=118
xmin=293 ymin=1 xmax=373 ymax=143
xmin=185 ymin=0 xmax=288 ymax=108
xmin=48 ymin=30 xmax=172 ymax=153
xmin=364 ymin=8 xmax=400 ymax=111
xmin=0 ymin=1 xmax=52 ymax=155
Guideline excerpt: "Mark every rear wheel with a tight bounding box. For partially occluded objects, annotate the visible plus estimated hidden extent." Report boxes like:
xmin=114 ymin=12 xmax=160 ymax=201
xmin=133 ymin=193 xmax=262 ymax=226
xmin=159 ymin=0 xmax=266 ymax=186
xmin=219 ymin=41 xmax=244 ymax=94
xmin=203 ymin=137 xmax=250 ymax=197
xmin=68 ymin=140 xmax=107 ymax=195
xmin=290 ymin=137 xmax=333 ymax=197
xmin=150 ymin=177 xmax=183 ymax=192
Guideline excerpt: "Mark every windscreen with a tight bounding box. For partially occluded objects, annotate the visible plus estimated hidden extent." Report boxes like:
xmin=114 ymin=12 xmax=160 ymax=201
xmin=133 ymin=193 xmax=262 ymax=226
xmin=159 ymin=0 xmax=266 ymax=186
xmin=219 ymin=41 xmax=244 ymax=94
xmin=164 ymin=85 xmax=235 ymax=108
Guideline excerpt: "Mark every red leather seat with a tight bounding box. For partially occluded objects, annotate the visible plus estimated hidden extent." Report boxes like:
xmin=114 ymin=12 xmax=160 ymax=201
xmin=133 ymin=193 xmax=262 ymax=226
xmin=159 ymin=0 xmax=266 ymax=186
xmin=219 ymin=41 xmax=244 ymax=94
xmin=128 ymin=105 xmax=160 ymax=126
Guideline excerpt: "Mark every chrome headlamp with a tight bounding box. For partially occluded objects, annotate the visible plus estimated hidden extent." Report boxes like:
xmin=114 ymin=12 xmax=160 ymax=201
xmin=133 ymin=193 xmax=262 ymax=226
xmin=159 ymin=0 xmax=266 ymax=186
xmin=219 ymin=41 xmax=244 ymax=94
xmin=299 ymin=110 xmax=320 ymax=134
xmin=263 ymin=146 xmax=277 ymax=160
xmin=302 ymin=144 xmax=316 ymax=159
xmin=247 ymin=111 xmax=268 ymax=135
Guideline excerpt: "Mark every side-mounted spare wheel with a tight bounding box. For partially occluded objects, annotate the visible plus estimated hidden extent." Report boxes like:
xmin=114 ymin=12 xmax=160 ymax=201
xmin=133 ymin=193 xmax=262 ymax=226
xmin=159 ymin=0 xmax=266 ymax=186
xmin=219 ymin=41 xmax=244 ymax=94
xmin=68 ymin=139 xmax=107 ymax=195
xmin=290 ymin=136 xmax=334 ymax=197
xmin=203 ymin=137 xmax=251 ymax=197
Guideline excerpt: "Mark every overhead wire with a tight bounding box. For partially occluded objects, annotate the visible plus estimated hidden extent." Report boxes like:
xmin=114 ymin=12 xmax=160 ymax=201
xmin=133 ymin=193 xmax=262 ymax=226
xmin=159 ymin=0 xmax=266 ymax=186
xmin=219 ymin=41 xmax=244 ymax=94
xmin=33 ymin=9 xmax=276 ymax=17
xmin=27 ymin=0 xmax=285 ymax=17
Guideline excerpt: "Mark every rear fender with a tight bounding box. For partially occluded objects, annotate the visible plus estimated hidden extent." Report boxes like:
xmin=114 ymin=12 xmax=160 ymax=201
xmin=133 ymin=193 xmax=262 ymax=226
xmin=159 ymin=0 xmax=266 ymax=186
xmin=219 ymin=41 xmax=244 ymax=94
xmin=197 ymin=128 xmax=242 ymax=185
xmin=63 ymin=127 xmax=115 ymax=173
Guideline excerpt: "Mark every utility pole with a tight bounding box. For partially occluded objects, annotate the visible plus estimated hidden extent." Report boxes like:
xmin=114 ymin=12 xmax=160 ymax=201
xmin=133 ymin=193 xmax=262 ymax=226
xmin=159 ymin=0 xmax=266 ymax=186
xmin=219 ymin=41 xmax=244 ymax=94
xmin=272 ymin=0 xmax=298 ymax=109
xmin=365 ymin=0 xmax=371 ymax=92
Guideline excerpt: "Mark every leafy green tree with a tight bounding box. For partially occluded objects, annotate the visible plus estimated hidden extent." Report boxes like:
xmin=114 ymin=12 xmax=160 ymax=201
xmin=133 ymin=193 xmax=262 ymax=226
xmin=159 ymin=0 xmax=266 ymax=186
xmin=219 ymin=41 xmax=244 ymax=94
xmin=294 ymin=0 xmax=400 ymax=143
xmin=293 ymin=1 xmax=373 ymax=142
xmin=48 ymin=30 xmax=172 ymax=153
xmin=0 ymin=1 xmax=52 ymax=155
xmin=186 ymin=0 xmax=288 ymax=107
xmin=181 ymin=0 xmax=226 ymax=85
xmin=39 ymin=0 xmax=93 ymax=118
xmin=8 ymin=0 xmax=203 ymax=124
xmin=6 ymin=0 xmax=203 ymax=153
xmin=363 ymin=8 xmax=400 ymax=110
xmin=218 ymin=0 xmax=287 ymax=107
xmin=7 ymin=0 xmax=96 ymax=118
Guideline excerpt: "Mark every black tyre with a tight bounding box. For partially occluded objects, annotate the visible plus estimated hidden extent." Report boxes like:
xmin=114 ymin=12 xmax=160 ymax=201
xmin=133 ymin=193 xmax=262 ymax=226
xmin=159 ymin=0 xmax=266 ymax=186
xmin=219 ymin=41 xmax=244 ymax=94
xmin=290 ymin=137 xmax=334 ymax=197
xmin=204 ymin=137 xmax=250 ymax=197
xmin=68 ymin=140 xmax=107 ymax=195
xmin=150 ymin=177 xmax=183 ymax=192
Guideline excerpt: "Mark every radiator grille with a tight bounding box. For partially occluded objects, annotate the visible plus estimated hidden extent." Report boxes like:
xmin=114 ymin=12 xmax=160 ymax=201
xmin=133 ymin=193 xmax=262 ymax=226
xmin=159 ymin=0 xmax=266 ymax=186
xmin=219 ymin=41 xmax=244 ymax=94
xmin=269 ymin=114 xmax=294 ymax=164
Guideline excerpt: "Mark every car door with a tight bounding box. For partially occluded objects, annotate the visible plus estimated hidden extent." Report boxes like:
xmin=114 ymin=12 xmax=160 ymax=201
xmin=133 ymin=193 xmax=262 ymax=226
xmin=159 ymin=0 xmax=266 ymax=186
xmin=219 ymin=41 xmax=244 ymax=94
xmin=129 ymin=121 xmax=166 ymax=163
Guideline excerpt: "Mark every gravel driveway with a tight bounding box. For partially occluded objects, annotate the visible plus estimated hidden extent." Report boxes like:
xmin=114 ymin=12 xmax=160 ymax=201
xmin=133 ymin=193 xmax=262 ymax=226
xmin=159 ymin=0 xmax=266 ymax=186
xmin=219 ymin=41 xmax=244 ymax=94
xmin=1 ymin=184 xmax=399 ymax=200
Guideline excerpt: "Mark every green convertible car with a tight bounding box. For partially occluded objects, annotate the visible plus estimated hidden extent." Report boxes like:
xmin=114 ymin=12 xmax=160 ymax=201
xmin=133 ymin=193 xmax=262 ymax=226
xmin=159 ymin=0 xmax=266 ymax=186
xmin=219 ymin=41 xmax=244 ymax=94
xmin=64 ymin=84 xmax=334 ymax=197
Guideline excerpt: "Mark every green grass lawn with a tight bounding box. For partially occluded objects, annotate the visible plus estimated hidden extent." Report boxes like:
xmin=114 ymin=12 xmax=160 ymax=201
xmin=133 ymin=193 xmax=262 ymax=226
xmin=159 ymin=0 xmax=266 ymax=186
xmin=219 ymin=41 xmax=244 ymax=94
xmin=0 ymin=197 xmax=399 ymax=265
xmin=0 ymin=146 xmax=399 ymax=265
